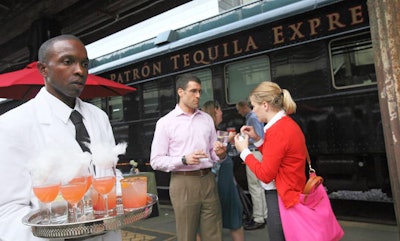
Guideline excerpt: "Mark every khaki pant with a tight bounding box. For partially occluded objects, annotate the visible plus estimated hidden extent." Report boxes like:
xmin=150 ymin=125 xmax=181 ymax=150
xmin=246 ymin=151 xmax=267 ymax=223
xmin=170 ymin=172 xmax=223 ymax=241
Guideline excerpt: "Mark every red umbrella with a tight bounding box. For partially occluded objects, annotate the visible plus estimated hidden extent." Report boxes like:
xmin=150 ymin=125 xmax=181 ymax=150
xmin=0 ymin=62 xmax=136 ymax=100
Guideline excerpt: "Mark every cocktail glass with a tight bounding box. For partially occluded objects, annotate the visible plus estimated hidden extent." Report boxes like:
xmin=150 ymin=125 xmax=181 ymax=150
xmin=216 ymin=130 xmax=229 ymax=146
xmin=32 ymin=182 xmax=60 ymax=224
xmin=91 ymin=185 xmax=117 ymax=216
xmin=92 ymin=166 xmax=116 ymax=217
xmin=60 ymin=176 xmax=88 ymax=223
xmin=226 ymin=127 xmax=238 ymax=156
xmin=80 ymin=169 xmax=93 ymax=219
xmin=120 ymin=176 xmax=147 ymax=211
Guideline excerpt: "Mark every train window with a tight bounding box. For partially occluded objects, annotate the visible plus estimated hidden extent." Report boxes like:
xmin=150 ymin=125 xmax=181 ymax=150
xmin=225 ymin=56 xmax=271 ymax=104
xmin=108 ymin=96 xmax=123 ymax=120
xmin=186 ymin=69 xmax=213 ymax=107
xmin=330 ymin=33 xmax=376 ymax=89
xmin=142 ymin=81 xmax=159 ymax=116
xmin=90 ymin=96 xmax=123 ymax=121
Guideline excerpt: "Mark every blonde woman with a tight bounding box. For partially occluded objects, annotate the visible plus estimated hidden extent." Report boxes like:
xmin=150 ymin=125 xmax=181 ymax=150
xmin=235 ymin=82 xmax=307 ymax=241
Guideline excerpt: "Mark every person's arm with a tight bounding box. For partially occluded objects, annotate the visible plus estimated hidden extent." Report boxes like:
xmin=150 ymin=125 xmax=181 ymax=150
xmin=0 ymin=115 xmax=40 ymax=241
xmin=245 ymin=130 xmax=284 ymax=184
xmin=150 ymin=119 xmax=182 ymax=172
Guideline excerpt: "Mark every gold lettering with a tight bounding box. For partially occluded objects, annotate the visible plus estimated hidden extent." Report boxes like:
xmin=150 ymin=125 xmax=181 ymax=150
xmin=326 ymin=13 xmax=346 ymax=31
xmin=349 ymin=5 xmax=364 ymax=25
xmin=123 ymin=71 xmax=130 ymax=83
xmin=245 ymin=36 xmax=258 ymax=51
xmin=208 ymin=46 xmax=219 ymax=61
xmin=308 ymin=18 xmax=321 ymax=36
xmin=289 ymin=22 xmax=305 ymax=40
xmin=116 ymin=73 xmax=124 ymax=83
xmin=153 ymin=62 xmax=162 ymax=75
xmin=272 ymin=26 xmax=284 ymax=44
xmin=142 ymin=64 xmax=150 ymax=78
xmin=182 ymin=53 xmax=190 ymax=67
xmin=133 ymin=69 xmax=140 ymax=80
xmin=222 ymin=43 xmax=229 ymax=57
xmin=110 ymin=74 xmax=116 ymax=81
xmin=170 ymin=55 xmax=180 ymax=70
xmin=193 ymin=50 xmax=209 ymax=64
xmin=232 ymin=40 xmax=243 ymax=54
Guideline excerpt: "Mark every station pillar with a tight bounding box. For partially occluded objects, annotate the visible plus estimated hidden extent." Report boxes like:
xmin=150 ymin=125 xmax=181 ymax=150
xmin=368 ymin=0 xmax=400 ymax=236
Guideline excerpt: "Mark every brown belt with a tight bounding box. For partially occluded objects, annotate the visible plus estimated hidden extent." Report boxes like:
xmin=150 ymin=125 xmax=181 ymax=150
xmin=173 ymin=168 xmax=211 ymax=177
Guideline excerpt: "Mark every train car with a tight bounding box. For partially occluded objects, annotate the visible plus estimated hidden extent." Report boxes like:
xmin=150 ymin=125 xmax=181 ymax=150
xmin=89 ymin=0 xmax=391 ymax=201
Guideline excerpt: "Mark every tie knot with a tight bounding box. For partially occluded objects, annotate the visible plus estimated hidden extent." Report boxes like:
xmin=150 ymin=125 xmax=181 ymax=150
xmin=70 ymin=110 xmax=84 ymax=125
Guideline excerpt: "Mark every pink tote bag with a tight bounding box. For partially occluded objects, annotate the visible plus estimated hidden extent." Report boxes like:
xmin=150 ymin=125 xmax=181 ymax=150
xmin=278 ymin=150 xmax=344 ymax=241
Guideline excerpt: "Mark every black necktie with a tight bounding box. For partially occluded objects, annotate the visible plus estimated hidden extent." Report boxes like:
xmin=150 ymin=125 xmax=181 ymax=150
xmin=70 ymin=110 xmax=91 ymax=153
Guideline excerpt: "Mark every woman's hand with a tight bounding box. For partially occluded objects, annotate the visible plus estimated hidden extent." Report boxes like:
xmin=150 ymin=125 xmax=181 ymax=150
xmin=234 ymin=134 xmax=249 ymax=153
xmin=240 ymin=125 xmax=261 ymax=142
xmin=214 ymin=141 xmax=227 ymax=160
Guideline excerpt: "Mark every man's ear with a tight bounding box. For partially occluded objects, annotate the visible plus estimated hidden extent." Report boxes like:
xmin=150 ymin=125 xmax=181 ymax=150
xmin=37 ymin=62 xmax=48 ymax=77
xmin=177 ymin=88 xmax=184 ymax=97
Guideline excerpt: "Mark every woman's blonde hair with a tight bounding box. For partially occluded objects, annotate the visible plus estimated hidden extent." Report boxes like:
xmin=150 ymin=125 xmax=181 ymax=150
xmin=249 ymin=81 xmax=297 ymax=114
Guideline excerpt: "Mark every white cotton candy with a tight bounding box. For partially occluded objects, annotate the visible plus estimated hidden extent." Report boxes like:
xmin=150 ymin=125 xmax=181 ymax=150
xmin=28 ymin=149 xmax=91 ymax=186
xmin=89 ymin=142 xmax=127 ymax=169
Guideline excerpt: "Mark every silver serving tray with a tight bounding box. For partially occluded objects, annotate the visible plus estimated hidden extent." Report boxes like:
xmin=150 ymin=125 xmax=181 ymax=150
xmin=22 ymin=193 xmax=158 ymax=239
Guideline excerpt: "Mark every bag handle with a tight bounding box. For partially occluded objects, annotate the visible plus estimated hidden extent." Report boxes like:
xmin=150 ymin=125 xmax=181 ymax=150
xmin=303 ymin=148 xmax=323 ymax=195
xmin=306 ymin=148 xmax=315 ymax=174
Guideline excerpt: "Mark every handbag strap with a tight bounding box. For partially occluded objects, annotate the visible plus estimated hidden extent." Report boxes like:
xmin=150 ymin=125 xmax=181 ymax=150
xmin=303 ymin=147 xmax=323 ymax=196
xmin=306 ymin=148 xmax=316 ymax=174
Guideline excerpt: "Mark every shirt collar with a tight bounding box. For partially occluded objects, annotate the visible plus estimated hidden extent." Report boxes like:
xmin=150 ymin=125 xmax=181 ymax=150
xmin=41 ymin=87 xmax=81 ymax=124
xmin=264 ymin=110 xmax=286 ymax=132
xmin=172 ymin=104 xmax=201 ymax=117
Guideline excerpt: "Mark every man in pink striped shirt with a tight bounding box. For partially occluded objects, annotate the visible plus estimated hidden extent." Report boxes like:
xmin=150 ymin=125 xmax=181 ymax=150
xmin=151 ymin=73 xmax=226 ymax=241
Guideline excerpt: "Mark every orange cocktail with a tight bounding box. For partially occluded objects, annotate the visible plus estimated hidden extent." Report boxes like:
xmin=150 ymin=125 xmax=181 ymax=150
xmin=120 ymin=176 xmax=147 ymax=211
xmin=60 ymin=177 xmax=87 ymax=204
xmin=60 ymin=176 xmax=87 ymax=222
xmin=92 ymin=176 xmax=116 ymax=195
xmin=91 ymin=186 xmax=117 ymax=214
xmin=84 ymin=175 xmax=92 ymax=193
xmin=92 ymin=168 xmax=116 ymax=217
xmin=33 ymin=184 xmax=60 ymax=203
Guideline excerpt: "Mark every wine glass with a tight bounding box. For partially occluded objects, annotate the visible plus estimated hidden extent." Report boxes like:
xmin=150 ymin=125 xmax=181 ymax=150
xmin=92 ymin=165 xmax=116 ymax=217
xmin=216 ymin=130 xmax=229 ymax=146
xmin=32 ymin=180 xmax=60 ymax=224
xmin=60 ymin=175 xmax=88 ymax=222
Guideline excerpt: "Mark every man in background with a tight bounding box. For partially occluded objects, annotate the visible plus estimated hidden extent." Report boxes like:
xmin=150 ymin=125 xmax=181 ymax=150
xmin=236 ymin=100 xmax=268 ymax=230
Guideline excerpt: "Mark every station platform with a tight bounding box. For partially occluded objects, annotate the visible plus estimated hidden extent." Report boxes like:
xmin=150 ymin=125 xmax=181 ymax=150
xmin=121 ymin=204 xmax=400 ymax=241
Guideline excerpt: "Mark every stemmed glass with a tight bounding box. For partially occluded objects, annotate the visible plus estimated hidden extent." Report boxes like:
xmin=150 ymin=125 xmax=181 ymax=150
xmin=216 ymin=130 xmax=229 ymax=146
xmin=80 ymin=166 xmax=93 ymax=218
xmin=32 ymin=180 xmax=60 ymax=224
xmin=60 ymin=174 xmax=88 ymax=223
xmin=92 ymin=165 xmax=116 ymax=217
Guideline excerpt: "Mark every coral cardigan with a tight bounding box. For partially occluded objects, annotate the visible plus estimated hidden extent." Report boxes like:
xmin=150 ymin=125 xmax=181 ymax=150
xmin=245 ymin=116 xmax=307 ymax=208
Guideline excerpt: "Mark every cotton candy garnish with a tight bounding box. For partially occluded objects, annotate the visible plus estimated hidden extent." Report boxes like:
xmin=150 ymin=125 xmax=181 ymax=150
xmin=28 ymin=149 xmax=91 ymax=185
xmin=89 ymin=142 xmax=127 ymax=168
